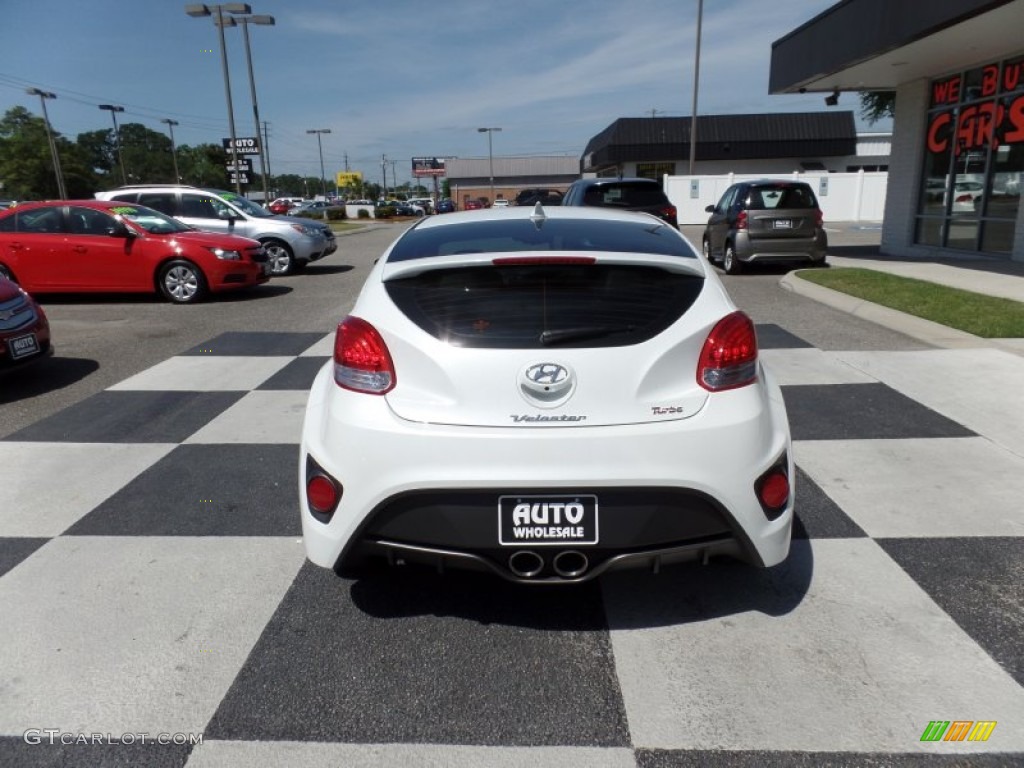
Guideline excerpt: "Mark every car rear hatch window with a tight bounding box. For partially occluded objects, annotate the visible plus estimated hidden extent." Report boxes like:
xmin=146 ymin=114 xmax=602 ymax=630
xmin=583 ymin=183 xmax=670 ymax=208
xmin=386 ymin=263 xmax=702 ymax=349
xmin=745 ymin=184 xmax=819 ymax=239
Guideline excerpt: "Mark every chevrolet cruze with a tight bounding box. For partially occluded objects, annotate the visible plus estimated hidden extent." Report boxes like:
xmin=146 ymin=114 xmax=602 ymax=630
xmin=300 ymin=205 xmax=794 ymax=584
xmin=0 ymin=201 xmax=269 ymax=303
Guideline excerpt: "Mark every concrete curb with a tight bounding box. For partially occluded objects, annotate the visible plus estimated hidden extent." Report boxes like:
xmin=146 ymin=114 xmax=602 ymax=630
xmin=780 ymin=271 xmax=1024 ymax=357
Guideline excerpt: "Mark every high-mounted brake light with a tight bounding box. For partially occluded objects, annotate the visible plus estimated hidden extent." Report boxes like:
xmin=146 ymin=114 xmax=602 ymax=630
xmin=491 ymin=256 xmax=596 ymax=266
xmin=333 ymin=316 xmax=396 ymax=394
xmin=697 ymin=311 xmax=758 ymax=391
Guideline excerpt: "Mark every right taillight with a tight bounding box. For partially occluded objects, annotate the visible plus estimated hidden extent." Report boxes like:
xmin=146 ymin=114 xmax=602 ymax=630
xmin=814 ymin=208 xmax=823 ymax=228
xmin=735 ymin=210 xmax=748 ymax=230
xmin=333 ymin=315 xmax=396 ymax=394
xmin=697 ymin=311 xmax=758 ymax=391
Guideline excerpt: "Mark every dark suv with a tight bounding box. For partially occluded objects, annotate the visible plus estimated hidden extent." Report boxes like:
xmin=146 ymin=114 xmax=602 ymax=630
xmin=514 ymin=188 xmax=564 ymax=206
xmin=702 ymin=180 xmax=826 ymax=274
xmin=561 ymin=178 xmax=678 ymax=228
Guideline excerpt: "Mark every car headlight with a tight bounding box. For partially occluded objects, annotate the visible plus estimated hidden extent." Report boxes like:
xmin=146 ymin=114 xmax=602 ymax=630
xmin=206 ymin=247 xmax=242 ymax=260
xmin=289 ymin=223 xmax=322 ymax=236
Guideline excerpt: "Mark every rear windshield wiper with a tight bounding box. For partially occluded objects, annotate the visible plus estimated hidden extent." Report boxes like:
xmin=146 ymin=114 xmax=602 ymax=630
xmin=539 ymin=326 xmax=634 ymax=346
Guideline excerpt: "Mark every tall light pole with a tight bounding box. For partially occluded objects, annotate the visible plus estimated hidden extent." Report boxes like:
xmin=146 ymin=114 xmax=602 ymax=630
xmin=307 ymin=129 xmax=331 ymax=214
xmin=235 ymin=12 xmax=274 ymax=203
xmin=185 ymin=3 xmax=251 ymax=194
xmin=688 ymin=0 xmax=703 ymax=176
xmin=160 ymin=118 xmax=181 ymax=182
xmin=98 ymin=104 xmax=127 ymax=185
xmin=477 ymin=127 xmax=501 ymax=204
xmin=26 ymin=88 xmax=66 ymax=199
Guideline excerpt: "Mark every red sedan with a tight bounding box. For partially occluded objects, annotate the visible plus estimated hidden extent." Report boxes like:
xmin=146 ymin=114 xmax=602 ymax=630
xmin=0 ymin=275 xmax=52 ymax=370
xmin=0 ymin=201 xmax=270 ymax=304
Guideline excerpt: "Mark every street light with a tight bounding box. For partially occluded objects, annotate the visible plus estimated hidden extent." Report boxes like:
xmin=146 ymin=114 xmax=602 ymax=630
xmin=98 ymin=104 xmax=127 ymax=185
xmin=307 ymin=129 xmax=331 ymax=214
xmin=26 ymin=88 xmax=66 ymax=198
xmin=185 ymin=3 xmax=251 ymax=194
xmin=477 ymin=127 xmax=501 ymax=204
xmin=161 ymin=118 xmax=181 ymax=182
xmin=234 ymin=12 xmax=274 ymax=204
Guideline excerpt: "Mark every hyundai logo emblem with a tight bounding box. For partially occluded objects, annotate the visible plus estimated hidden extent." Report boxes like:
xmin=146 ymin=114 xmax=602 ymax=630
xmin=519 ymin=361 xmax=576 ymax=407
xmin=526 ymin=363 xmax=568 ymax=385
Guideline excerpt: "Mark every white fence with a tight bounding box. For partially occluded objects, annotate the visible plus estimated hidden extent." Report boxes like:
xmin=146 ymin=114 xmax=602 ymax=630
xmin=665 ymin=171 xmax=888 ymax=225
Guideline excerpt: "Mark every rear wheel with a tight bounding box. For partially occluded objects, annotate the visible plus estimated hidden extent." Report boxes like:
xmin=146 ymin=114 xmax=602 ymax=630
xmin=264 ymin=239 xmax=295 ymax=276
xmin=723 ymin=244 xmax=743 ymax=275
xmin=702 ymin=237 xmax=715 ymax=264
xmin=158 ymin=259 xmax=207 ymax=304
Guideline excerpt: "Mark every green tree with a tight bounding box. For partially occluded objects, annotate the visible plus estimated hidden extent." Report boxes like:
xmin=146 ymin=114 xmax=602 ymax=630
xmin=859 ymin=91 xmax=895 ymax=124
xmin=176 ymin=143 xmax=229 ymax=187
xmin=0 ymin=106 xmax=64 ymax=199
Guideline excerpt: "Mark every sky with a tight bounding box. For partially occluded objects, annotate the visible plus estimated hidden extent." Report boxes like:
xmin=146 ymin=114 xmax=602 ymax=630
xmin=0 ymin=0 xmax=879 ymax=187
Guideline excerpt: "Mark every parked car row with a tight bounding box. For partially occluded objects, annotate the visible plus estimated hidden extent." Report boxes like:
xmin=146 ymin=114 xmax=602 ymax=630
xmin=95 ymin=185 xmax=336 ymax=276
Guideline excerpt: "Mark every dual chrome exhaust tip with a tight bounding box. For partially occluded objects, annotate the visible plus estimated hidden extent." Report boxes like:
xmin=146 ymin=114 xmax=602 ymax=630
xmin=508 ymin=550 xmax=589 ymax=579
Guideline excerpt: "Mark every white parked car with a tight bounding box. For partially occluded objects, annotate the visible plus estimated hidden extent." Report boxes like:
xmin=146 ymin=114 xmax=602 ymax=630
xmin=299 ymin=205 xmax=794 ymax=583
xmin=492 ymin=199 xmax=510 ymax=208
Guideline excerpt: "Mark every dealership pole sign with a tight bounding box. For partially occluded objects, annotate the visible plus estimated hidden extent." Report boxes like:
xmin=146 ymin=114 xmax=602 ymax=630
xmin=412 ymin=157 xmax=446 ymax=177
xmin=222 ymin=137 xmax=261 ymax=155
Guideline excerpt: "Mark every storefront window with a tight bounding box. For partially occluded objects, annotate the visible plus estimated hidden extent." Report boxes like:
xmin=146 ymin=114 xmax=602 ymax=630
xmin=636 ymin=163 xmax=676 ymax=180
xmin=916 ymin=56 xmax=1024 ymax=254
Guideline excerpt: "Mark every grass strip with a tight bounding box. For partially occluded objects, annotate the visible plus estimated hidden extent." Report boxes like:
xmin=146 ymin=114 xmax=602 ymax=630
xmin=797 ymin=267 xmax=1024 ymax=338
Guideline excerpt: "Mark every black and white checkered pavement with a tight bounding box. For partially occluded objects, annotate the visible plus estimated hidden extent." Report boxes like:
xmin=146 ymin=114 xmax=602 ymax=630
xmin=1 ymin=328 xmax=1022 ymax=767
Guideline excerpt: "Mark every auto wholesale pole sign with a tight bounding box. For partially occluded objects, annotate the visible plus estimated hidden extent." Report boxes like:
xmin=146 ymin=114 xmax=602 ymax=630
xmin=222 ymin=137 xmax=261 ymax=155
xmin=412 ymin=157 xmax=445 ymax=177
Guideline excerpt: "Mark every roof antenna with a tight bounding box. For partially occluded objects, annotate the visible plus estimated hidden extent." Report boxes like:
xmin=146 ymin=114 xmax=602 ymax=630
xmin=530 ymin=201 xmax=546 ymax=229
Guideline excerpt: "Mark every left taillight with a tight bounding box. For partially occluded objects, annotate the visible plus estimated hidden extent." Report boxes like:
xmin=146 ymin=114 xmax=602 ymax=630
xmin=697 ymin=311 xmax=758 ymax=392
xmin=333 ymin=315 xmax=396 ymax=394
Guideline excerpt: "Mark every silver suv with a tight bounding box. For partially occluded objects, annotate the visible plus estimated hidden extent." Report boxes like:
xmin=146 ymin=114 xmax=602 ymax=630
xmin=95 ymin=185 xmax=336 ymax=275
xmin=702 ymin=180 xmax=826 ymax=274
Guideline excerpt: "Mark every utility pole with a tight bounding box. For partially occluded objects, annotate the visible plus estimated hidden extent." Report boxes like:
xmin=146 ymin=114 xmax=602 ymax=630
xmin=161 ymin=118 xmax=181 ymax=182
xmin=381 ymin=154 xmax=387 ymax=198
xmin=27 ymin=88 xmax=66 ymax=198
xmin=688 ymin=0 xmax=704 ymax=176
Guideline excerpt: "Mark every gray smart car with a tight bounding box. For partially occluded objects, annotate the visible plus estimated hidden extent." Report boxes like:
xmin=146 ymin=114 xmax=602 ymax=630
xmin=702 ymin=180 xmax=827 ymax=274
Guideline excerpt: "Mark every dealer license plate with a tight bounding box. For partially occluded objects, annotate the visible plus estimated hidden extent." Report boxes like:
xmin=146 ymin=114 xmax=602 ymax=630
xmin=8 ymin=333 xmax=39 ymax=360
xmin=498 ymin=494 xmax=598 ymax=546
xmin=773 ymin=219 xmax=794 ymax=229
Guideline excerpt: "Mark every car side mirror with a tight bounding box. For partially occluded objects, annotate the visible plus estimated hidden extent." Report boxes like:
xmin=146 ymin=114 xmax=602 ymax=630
xmin=704 ymin=204 xmax=716 ymax=213
xmin=107 ymin=223 xmax=136 ymax=238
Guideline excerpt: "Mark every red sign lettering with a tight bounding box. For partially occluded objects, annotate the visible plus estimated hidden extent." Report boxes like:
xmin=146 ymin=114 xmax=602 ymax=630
xmin=927 ymin=112 xmax=952 ymax=153
xmin=1005 ymin=94 xmax=1024 ymax=144
xmin=981 ymin=65 xmax=999 ymax=97
xmin=932 ymin=76 xmax=961 ymax=105
xmin=1004 ymin=61 xmax=1022 ymax=93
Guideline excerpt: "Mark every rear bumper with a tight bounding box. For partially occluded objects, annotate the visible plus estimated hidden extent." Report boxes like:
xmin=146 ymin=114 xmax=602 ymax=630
xmin=299 ymin=362 xmax=794 ymax=583
xmin=735 ymin=231 xmax=827 ymax=263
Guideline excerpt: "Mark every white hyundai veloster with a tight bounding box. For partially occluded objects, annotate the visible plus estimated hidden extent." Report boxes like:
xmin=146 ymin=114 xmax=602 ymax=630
xmin=300 ymin=205 xmax=793 ymax=584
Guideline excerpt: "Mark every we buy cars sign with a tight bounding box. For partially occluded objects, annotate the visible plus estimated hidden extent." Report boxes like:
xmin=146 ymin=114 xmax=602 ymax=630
xmin=222 ymin=137 xmax=261 ymax=155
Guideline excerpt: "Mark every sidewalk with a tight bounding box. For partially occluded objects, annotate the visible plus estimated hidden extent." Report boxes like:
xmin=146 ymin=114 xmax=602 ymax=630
xmin=788 ymin=223 xmax=1024 ymax=356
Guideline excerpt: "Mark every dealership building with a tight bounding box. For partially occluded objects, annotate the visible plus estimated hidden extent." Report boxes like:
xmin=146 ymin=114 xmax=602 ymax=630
xmin=770 ymin=0 xmax=1024 ymax=262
